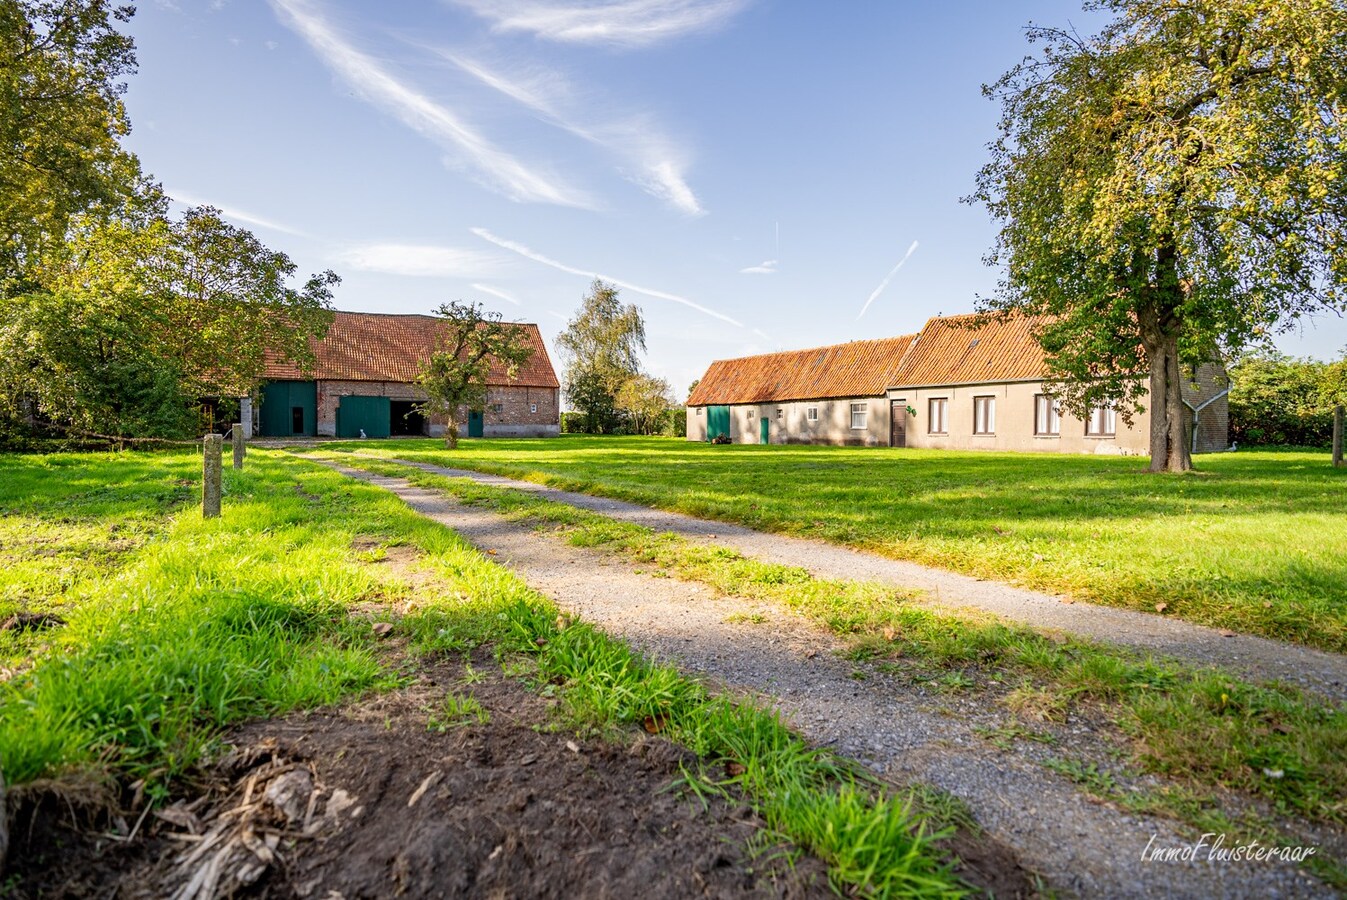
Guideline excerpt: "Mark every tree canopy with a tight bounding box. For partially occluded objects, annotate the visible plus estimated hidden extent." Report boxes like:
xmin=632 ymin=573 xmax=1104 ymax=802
xmin=0 ymin=204 xmax=338 ymax=437
xmin=417 ymin=301 xmax=536 ymax=448
xmin=556 ymin=279 xmax=646 ymax=434
xmin=1 ymin=0 xmax=142 ymax=294
xmin=970 ymin=0 xmax=1347 ymax=471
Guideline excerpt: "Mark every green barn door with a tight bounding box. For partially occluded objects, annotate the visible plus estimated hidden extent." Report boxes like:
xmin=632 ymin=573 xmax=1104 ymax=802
xmin=467 ymin=410 xmax=484 ymax=438
xmin=760 ymin=417 xmax=769 ymax=445
xmin=337 ymin=396 xmax=391 ymax=438
xmin=707 ymin=406 xmax=730 ymax=442
xmin=260 ymin=381 xmax=316 ymax=437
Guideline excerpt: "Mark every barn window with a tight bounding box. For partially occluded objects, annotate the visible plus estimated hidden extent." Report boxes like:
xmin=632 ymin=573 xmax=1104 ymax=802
xmin=1086 ymin=404 xmax=1116 ymax=437
xmin=491 ymin=403 xmax=504 ymax=413
xmin=807 ymin=407 xmax=818 ymax=421
xmin=928 ymin=398 xmax=948 ymax=434
xmin=776 ymin=408 xmax=783 ymax=421
xmin=530 ymin=403 xmax=537 ymax=413
xmin=973 ymin=396 xmax=995 ymax=435
xmin=1034 ymin=394 xmax=1060 ymax=435
xmin=850 ymin=403 xmax=867 ymax=429
xmin=696 ymin=408 xmax=702 ymax=416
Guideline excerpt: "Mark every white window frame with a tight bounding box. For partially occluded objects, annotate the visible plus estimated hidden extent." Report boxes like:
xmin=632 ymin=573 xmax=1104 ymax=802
xmin=530 ymin=402 xmax=538 ymax=414
xmin=776 ymin=408 xmax=783 ymax=421
xmin=928 ymin=398 xmax=949 ymax=435
xmin=850 ymin=402 xmax=867 ymax=430
xmin=807 ymin=407 xmax=818 ymax=422
xmin=1086 ymin=404 xmax=1117 ymax=437
xmin=1034 ymin=394 xmax=1060 ymax=436
xmin=973 ymin=396 xmax=995 ymax=435
xmin=696 ymin=407 xmax=702 ymax=416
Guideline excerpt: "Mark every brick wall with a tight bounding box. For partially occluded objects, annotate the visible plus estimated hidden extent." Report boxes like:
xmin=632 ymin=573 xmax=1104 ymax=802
xmin=480 ymin=385 xmax=560 ymax=437
xmin=315 ymin=380 xmax=559 ymax=437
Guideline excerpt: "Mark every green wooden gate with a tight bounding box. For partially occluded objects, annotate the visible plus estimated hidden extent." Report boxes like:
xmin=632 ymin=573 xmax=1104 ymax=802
xmin=707 ymin=406 xmax=730 ymax=442
xmin=336 ymin=396 xmax=391 ymax=439
xmin=259 ymin=381 xmax=317 ymax=437
xmin=760 ymin=417 xmax=769 ymax=445
xmin=467 ymin=410 xmax=484 ymax=438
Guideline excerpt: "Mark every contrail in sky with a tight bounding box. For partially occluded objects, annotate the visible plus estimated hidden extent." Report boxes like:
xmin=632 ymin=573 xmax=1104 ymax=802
xmin=471 ymin=227 xmax=743 ymax=327
xmin=857 ymin=240 xmax=919 ymax=320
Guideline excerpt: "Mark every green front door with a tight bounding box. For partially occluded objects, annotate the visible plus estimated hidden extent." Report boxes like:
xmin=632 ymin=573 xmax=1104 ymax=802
xmin=468 ymin=410 xmax=484 ymax=438
xmin=707 ymin=406 xmax=730 ymax=442
xmin=760 ymin=417 xmax=769 ymax=445
xmin=336 ymin=396 xmax=391 ymax=438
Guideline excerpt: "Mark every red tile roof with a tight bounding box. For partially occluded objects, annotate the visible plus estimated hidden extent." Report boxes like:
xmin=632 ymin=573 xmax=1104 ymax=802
xmin=688 ymin=313 xmax=1053 ymax=405
xmin=687 ymin=334 xmax=917 ymax=405
xmin=889 ymin=312 xmax=1050 ymax=387
xmin=263 ymin=311 xmax=559 ymax=388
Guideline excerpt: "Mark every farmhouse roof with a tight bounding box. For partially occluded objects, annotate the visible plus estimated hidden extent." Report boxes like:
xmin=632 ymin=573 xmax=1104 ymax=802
xmin=687 ymin=312 xmax=1054 ymax=405
xmin=263 ymin=310 xmax=559 ymax=388
xmin=888 ymin=312 xmax=1049 ymax=388
xmin=687 ymin=334 xmax=917 ymax=406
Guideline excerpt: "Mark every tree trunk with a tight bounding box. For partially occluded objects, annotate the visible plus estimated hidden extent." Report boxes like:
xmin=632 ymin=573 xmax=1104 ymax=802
xmin=1144 ymin=330 xmax=1193 ymax=473
xmin=444 ymin=415 xmax=459 ymax=450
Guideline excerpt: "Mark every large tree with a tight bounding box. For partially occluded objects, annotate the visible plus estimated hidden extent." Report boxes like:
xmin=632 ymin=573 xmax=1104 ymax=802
xmin=0 ymin=204 xmax=338 ymax=437
xmin=970 ymin=0 xmax=1347 ymax=472
xmin=417 ymin=301 xmax=536 ymax=449
xmin=556 ymin=279 xmax=646 ymax=434
xmin=1 ymin=0 xmax=142 ymax=294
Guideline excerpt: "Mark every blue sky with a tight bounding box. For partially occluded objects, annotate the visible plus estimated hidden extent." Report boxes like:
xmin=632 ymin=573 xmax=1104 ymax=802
xmin=124 ymin=0 xmax=1347 ymax=397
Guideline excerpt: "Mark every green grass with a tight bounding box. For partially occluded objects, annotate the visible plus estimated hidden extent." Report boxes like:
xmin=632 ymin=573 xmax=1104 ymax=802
xmin=322 ymin=454 xmax=1347 ymax=831
xmin=328 ymin=436 xmax=1347 ymax=651
xmin=0 ymin=448 xmax=966 ymax=897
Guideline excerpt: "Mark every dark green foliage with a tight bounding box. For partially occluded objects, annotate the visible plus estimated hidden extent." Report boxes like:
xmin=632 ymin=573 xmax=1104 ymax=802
xmin=1229 ymin=351 xmax=1347 ymax=447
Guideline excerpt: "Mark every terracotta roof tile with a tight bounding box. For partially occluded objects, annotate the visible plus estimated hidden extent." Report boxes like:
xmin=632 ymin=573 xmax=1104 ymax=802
xmin=687 ymin=334 xmax=917 ymax=405
xmin=890 ymin=313 xmax=1050 ymax=387
xmin=263 ymin=311 xmax=559 ymax=388
xmin=688 ymin=313 xmax=1055 ymax=405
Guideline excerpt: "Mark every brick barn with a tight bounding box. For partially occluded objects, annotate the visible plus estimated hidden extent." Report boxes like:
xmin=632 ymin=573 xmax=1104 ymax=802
xmin=688 ymin=312 xmax=1229 ymax=455
xmin=255 ymin=310 xmax=560 ymax=439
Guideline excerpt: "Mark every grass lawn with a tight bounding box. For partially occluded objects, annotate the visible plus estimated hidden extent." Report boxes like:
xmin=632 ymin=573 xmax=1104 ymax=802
xmin=335 ymin=436 xmax=1347 ymax=652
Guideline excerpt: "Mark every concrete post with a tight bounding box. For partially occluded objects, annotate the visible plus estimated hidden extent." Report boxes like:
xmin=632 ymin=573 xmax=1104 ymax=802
xmin=239 ymin=396 xmax=254 ymax=439
xmin=232 ymin=423 xmax=245 ymax=471
xmin=203 ymin=434 xmax=223 ymax=519
xmin=1334 ymin=405 xmax=1344 ymax=468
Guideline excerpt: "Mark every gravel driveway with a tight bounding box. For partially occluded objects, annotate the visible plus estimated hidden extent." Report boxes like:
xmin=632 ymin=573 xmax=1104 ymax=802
xmin=321 ymin=461 xmax=1337 ymax=899
xmin=374 ymin=457 xmax=1347 ymax=705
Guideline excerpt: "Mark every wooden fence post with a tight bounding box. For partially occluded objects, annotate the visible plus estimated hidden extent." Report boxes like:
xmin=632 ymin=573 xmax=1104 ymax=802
xmin=232 ymin=422 xmax=245 ymax=471
xmin=203 ymin=434 xmax=223 ymax=519
xmin=1334 ymin=405 xmax=1344 ymax=468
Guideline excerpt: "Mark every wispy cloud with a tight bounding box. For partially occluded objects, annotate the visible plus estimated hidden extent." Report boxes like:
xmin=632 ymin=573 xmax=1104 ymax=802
xmin=472 ymin=226 xmax=742 ymax=327
xmin=450 ymin=0 xmax=749 ymax=48
xmin=168 ymin=190 xmax=308 ymax=237
xmin=471 ymin=282 xmax=522 ymax=306
xmin=336 ymin=244 xmax=502 ymax=278
xmin=740 ymin=259 xmax=777 ymax=275
xmin=270 ymin=0 xmax=592 ymax=208
xmin=438 ymin=51 xmax=703 ymax=215
xmin=857 ymin=241 xmax=920 ymax=320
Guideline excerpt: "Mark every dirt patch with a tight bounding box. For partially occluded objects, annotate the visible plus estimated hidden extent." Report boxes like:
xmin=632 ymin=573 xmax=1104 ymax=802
xmin=4 ymin=653 xmax=832 ymax=899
